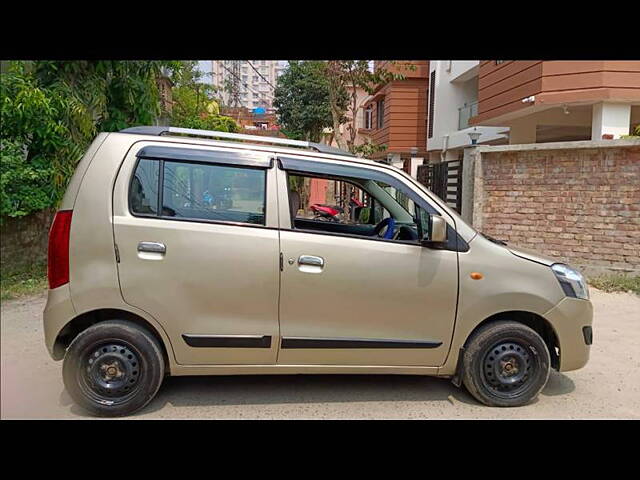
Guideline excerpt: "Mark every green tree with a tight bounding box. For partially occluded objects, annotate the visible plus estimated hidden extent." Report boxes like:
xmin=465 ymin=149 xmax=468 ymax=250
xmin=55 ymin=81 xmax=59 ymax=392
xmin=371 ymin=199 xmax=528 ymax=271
xmin=273 ymin=61 xmax=345 ymax=142
xmin=168 ymin=61 xmax=240 ymax=132
xmin=324 ymin=61 xmax=409 ymax=153
xmin=0 ymin=60 xmax=184 ymax=220
xmin=1 ymin=63 xmax=79 ymax=217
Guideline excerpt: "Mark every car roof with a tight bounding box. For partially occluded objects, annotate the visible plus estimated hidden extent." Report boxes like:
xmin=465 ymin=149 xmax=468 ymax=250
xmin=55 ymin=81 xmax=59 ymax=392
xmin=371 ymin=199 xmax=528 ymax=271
xmin=111 ymin=128 xmax=382 ymax=168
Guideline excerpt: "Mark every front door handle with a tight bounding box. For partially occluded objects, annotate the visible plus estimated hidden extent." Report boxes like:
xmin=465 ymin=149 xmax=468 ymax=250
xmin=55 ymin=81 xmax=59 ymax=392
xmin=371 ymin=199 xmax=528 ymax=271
xmin=298 ymin=255 xmax=324 ymax=267
xmin=138 ymin=241 xmax=166 ymax=254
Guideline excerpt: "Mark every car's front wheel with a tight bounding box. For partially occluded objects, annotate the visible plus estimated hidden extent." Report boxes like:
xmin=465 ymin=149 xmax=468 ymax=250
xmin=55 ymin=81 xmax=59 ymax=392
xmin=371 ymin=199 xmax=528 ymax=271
xmin=62 ymin=320 xmax=165 ymax=417
xmin=462 ymin=321 xmax=551 ymax=407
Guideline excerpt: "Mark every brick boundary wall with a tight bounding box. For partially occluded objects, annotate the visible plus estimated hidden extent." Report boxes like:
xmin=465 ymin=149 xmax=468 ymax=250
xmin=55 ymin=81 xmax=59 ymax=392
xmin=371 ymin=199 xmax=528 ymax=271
xmin=470 ymin=141 xmax=640 ymax=275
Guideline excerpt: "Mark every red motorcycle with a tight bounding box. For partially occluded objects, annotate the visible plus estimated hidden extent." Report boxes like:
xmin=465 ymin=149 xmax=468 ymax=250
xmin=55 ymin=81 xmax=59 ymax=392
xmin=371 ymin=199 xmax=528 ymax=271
xmin=310 ymin=204 xmax=343 ymax=222
xmin=310 ymin=196 xmax=365 ymax=222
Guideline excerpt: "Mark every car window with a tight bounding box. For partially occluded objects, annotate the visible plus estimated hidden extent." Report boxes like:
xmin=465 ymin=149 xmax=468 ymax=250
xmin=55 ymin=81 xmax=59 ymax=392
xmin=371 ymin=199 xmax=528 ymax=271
xmin=281 ymin=157 xmax=440 ymax=244
xmin=284 ymin=172 xmax=428 ymax=243
xmin=130 ymin=159 xmax=159 ymax=215
xmin=130 ymin=159 xmax=266 ymax=225
xmin=162 ymin=161 xmax=266 ymax=225
xmin=289 ymin=174 xmax=384 ymax=225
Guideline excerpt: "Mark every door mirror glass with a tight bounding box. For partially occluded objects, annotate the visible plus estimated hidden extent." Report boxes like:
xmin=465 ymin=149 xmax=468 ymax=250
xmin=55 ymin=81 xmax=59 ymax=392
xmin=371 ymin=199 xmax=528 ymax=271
xmin=420 ymin=214 xmax=447 ymax=245
xmin=430 ymin=215 xmax=448 ymax=243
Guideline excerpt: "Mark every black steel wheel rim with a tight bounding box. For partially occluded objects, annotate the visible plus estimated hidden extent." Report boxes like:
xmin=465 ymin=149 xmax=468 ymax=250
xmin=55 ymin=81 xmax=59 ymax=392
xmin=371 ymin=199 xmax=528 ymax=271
xmin=480 ymin=340 xmax=536 ymax=399
xmin=77 ymin=341 xmax=142 ymax=406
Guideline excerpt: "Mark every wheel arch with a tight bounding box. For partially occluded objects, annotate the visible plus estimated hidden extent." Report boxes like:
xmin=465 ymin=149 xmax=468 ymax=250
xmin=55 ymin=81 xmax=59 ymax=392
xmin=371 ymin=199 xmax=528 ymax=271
xmin=451 ymin=309 xmax=560 ymax=387
xmin=53 ymin=308 xmax=172 ymax=374
xmin=464 ymin=310 xmax=561 ymax=370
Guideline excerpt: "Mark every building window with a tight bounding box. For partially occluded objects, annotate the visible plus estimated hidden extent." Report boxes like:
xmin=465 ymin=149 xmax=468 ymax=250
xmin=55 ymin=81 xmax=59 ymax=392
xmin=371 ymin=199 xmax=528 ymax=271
xmin=364 ymin=105 xmax=373 ymax=129
xmin=428 ymin=70 xmax=436 ymax=138
xmin=376 ymin=99 xmax=385 ymax=129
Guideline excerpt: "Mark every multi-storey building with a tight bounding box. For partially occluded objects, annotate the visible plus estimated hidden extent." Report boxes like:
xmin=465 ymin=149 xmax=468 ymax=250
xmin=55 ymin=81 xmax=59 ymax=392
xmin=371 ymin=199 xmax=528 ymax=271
xmin=210 ymin=60 xmax=286 ymax=111
xmin=426 ymin=60 xmax=640 ymax=163
xmin=426 ymin=61 xmax=509 ymax=163
xmin=359 ymin=60 xmax=430 ymax=177
xmin=471 ymin=61 xmax=640 ymax=143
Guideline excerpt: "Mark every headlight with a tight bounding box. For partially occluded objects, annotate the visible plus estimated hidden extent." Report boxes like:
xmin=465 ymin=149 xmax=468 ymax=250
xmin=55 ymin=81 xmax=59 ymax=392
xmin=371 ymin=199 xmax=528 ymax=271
xmin=551 ymin=263 xmax=589 ymax=300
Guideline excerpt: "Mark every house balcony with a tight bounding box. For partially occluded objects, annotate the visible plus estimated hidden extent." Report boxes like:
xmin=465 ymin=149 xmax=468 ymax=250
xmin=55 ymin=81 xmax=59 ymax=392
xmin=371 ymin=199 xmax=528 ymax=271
xmin=458 ymin=101 xmax=479 ymax=130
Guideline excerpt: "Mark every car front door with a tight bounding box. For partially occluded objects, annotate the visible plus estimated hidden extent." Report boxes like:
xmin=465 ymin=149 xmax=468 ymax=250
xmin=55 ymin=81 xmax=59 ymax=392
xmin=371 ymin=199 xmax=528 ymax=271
xmin=275 ymin=156 xmax=459 ymax=367
xmin=112 ymin=143 xmax=280 ymax=365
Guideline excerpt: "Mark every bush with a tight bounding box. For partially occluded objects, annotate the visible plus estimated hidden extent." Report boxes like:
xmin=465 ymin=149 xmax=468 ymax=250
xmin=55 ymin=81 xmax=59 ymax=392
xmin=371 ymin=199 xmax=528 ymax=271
xmin=0 ymin=139 xmax=54 ymax=218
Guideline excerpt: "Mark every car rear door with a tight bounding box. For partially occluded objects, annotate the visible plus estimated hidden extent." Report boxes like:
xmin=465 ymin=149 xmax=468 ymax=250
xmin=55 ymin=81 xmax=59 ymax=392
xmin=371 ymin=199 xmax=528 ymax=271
xmin=112 ymin=142 xmax=280 ymax=365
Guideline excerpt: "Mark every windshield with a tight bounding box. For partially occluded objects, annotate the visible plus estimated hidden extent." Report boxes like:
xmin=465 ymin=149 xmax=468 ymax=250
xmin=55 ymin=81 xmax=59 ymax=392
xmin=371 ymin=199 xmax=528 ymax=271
xmin=373 ymin=180 xmax=417 ymax=218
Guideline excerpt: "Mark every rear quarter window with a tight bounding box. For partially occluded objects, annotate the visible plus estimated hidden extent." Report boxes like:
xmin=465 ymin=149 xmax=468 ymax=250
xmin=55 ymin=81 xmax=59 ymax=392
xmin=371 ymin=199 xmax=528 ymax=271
xmin=130 ymin=159 xmax=159 ymax=215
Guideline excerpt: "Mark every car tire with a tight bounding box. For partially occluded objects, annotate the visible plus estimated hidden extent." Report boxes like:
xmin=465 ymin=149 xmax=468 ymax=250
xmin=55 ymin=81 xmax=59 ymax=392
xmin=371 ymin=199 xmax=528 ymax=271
xmin=63 ymin=320 xmax=165 ymax=417
xmin=461 ymin=321 xmax=550 ymax=407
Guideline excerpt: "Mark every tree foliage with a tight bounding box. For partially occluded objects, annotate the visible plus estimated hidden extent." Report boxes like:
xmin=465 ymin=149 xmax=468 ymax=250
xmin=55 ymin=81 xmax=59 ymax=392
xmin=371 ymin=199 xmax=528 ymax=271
xmin=1 ymin=63 xmax=81 ymax=217
xmin=352 ymin=140 xmax=388 ymax=158
xmin=273 ymin=61 xmax=409 ymax=153
xmin=325 ymin=61 xmax=409 ymax=152
xmin=273 ymin=61 xmax=345 ymax=142
xmin=0 ymin=60 xmax=190 ymax=220
xmin=168 ymin=61 xmax=240 ymax=133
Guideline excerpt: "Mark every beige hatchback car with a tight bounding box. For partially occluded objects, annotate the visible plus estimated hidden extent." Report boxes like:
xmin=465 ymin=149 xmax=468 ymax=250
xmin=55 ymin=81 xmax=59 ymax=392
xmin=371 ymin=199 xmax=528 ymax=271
xmin=43 ymin=126 xmax=593 ymax=416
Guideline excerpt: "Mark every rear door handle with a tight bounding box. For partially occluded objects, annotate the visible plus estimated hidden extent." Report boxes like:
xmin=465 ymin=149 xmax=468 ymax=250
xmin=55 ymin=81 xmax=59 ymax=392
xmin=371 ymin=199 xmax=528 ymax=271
xmin=298 ymin=255 xmax=324 ymax=267
xmin=138 ymin=242 xmax=166 ymax=254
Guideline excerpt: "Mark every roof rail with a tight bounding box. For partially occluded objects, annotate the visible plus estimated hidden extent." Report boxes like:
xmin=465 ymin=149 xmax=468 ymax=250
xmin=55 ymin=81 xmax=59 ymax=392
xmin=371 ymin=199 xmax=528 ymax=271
xmin=119 ymin=126 xmax=355 ymax=157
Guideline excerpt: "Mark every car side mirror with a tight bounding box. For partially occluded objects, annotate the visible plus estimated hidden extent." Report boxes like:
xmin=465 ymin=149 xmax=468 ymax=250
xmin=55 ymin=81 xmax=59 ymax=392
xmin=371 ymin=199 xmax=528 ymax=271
xmin=421 ymin=214 xmax=448 ymax=246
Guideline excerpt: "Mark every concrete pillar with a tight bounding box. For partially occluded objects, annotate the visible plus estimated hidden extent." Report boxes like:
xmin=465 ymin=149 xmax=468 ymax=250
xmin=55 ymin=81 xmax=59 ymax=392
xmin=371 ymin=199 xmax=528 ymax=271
xmin=389 ymin=153 xmax=403 ymax=170
xmin=591 ymin=102 xmax=631 ymax=140
xmin=409 ymin=157 xmax=424 ymax=178
xmin=461 ymin=147 xmax=476 ymax=224
xmin=509 ymin=118 xmax=536 ymax=144
xmin=471 ymin=148 xmax=485 ymax=230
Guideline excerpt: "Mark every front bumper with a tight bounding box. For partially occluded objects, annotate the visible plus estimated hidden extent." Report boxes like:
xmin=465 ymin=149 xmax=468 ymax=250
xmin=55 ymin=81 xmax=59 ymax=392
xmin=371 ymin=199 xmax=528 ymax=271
xmin=544 ymin=296 xmax=593 ymax=372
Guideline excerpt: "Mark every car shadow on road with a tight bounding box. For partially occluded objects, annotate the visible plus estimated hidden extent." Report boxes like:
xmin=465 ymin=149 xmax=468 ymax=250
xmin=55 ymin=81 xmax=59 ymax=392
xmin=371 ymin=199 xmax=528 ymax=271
xmin=140 ymin=374 xmax=483 ymax=416
xmin=59 ymin=370 xmax=576 ymax=418
xmin=541 ymin=370 xmax=576 ymax=397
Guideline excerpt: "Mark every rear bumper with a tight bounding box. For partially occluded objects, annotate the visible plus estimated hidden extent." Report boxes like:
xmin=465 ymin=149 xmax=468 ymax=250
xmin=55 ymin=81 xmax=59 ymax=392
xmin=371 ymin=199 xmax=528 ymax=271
xmin=43 ymin=284 xmax=76 ymax=360
xmin=544 ymin=296 xmax=593 ymax=372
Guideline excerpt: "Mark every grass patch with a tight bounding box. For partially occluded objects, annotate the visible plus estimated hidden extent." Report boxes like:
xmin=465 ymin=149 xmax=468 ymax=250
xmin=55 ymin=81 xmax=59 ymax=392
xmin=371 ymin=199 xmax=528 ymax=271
xmin=0 ymin=263 xmax=48 ymax=302
xmin=588 ymin=274 xmax=640 ymax=295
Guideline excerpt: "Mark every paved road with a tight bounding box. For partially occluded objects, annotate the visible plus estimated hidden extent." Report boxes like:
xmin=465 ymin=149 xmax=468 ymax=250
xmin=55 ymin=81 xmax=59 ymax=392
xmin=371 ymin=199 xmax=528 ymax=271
xmin=2 ymin=289 xmax=639 ymax=419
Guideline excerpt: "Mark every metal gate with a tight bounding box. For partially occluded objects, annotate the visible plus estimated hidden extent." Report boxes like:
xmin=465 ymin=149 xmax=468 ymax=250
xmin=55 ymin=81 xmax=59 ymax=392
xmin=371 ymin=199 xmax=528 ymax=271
xmin=417 ymin=160 xmax=463 ymax=213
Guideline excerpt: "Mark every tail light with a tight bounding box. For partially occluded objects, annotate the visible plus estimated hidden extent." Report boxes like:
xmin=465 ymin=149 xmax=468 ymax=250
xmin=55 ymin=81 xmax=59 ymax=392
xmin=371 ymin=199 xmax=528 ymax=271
xmin=48 ymin=210 xmax=73 ymax=289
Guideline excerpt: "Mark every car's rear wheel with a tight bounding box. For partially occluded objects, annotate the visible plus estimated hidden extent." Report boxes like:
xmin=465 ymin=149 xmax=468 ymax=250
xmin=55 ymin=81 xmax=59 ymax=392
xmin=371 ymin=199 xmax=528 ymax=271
xmin=461 ymin=321 xmax=550 ymax=407
xmin=63 ymin=320 xmax=165 ymax=417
